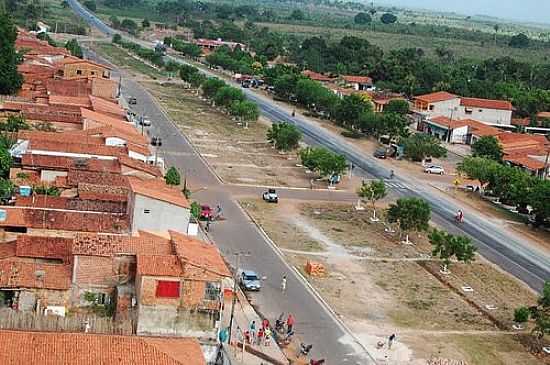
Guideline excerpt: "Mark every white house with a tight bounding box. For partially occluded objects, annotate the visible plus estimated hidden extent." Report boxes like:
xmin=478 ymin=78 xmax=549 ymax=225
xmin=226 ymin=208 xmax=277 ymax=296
xmin=127 ymin=177 xmax=191 ymax=234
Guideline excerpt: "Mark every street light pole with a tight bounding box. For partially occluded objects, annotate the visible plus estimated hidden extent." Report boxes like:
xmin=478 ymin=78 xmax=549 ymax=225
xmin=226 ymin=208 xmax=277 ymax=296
xmin=227 ymin=251 xmax=250 ymax=345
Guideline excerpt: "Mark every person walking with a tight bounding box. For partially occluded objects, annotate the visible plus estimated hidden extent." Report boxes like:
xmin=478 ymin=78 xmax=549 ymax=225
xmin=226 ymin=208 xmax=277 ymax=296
xmin=286 ymin=314 xmax=295 ymax=334
xmin=264 ymin=327 xmax=272 ymax=346
xmin=388 ymin=333 xmax=396 ymax=349
xmin=280 ymin=275 xmax=287 ymax=293
xmin=249 ymin=320 xmax=257 ymax=344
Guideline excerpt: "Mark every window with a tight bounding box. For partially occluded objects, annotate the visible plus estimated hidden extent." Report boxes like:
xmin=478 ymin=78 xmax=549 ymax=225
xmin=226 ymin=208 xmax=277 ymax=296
xmin=91 ymin=71 xmax=95 ymax=76
xmin=155 ymin=280 xmax=180 ymax=298
xmin=103 ymin=71 xmax=110 ymax=78
xmin=429 ymin=105 xmax=435 ymax=111
xmin=465 ymin=108 xmax=473 ymax=115
xmin=76 ymin=70 xmax=82 ymax=75
xmin=204 ymin=282 xmax=221 ymax=301
xmin=479 ymin=109 xmax=483 ymax=112
xmin=143 ymin=209 xmax=151 ymax=214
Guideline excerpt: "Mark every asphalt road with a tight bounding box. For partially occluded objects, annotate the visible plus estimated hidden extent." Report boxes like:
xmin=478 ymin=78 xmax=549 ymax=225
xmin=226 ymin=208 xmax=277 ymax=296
xmin=69 ymin=0 xmax=549 ymax=361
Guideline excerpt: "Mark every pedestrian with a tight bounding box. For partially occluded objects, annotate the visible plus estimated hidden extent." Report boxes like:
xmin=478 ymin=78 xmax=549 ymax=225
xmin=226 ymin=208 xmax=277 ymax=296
xmin=205 ymin=219 xmax=210 ymax=232
xmin=249 ymin=320 xmax=257 ymax=344
xmin=281 ymin=275 xmax=287 ymax=293
xmin=262 ymin=318 xmax=269 ymax=331
xmin=236 ymin=326 xmax=243 ymax=345
xmin=264 ymin=327 xmax=272 ymax=346
xmin=257 ymin=327 xmax=264 ymax=346
xmin=388 ymin=333 xmax=396 ymax=349
xmin=286 ymin=314 xmax=294 ymax=334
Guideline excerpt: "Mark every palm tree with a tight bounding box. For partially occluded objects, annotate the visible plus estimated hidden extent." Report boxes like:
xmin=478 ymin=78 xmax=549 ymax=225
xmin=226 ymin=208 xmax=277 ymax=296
xmin=493 ymin=24 xmax=500 ymax=45
xmin=369 ymin=1 xmax=376 ymax=32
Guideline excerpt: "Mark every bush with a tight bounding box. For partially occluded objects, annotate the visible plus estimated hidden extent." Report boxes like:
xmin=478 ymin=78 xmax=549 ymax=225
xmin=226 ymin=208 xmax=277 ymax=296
xmin=514 ymin=306 xmax=530 ymax=323
xmin=341 ymin=130 xmax=362 ymax=139
xmin=164 ymin=166 xmax=181 ymax=186
xmin=190 ymin=201 xmax=201 ymax=219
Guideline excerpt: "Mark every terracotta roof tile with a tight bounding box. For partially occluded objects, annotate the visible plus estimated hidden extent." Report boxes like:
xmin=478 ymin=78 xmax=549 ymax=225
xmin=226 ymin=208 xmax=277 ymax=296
xmin=342 ymin=75 xmax=373 ymax=84
xmin=77 ymin=182 xmax=129 ymax=202
xmin=415 ymin=91 xmax=457 ymax=103
xmin=461 ymin=119 xmax=501 ymax=137
xmin=128 ymin=177 xmax=189 ymax=208
xmin=15 ymin=235 xmax=72 ymax=261
xmin=429 ymin=116 xmax=469 ymax=129
xmin=504 ymin=156 xmax=546 ymax=170
xmin=0 ymin=259 xmax=71 ymax=290
xmin=28 ymin=139 xmax=127 ymax=158
xmin=67 ymin=170 xmax=129 ymax=188
xmin=89 ymin=95 xmax=126 ymax=118
xmin=460 ymin=97 xmax=513 ymax=111
xmin=302 ymin=70 xmax=334 ymax=82
xmin=137 ymin=255 xmax=183 ymax=277
xmin=72 ymin=232 xmax=172 ymax=257
xmin=0 ymin=330 xmax=206 ymax=365
xmin=119 ymin=155 xmax=162 ymax=177
xmin=49 ymin=95 xmax=91 ymax=108
xmin=21 ymin=154 xmax=121 ymax=174
xmin=0 ymin=242 xmax=16 ymax=259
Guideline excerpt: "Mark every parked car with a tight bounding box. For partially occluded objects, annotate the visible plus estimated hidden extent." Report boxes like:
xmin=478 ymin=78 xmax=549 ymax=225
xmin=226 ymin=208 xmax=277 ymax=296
xmin=239 ymin=270 xmax=261 ymax=291
xmin=139 ymin=118 xmax=152 ymax=127
xmin=373 ymin=147 xmax=387 ymax=159
xmin=262 ymin=188 xmax=278 ymax=203
xmin=424 ymin=165 xmax=445 ymax=175
xmin=151 ymin=136 xmax=162 ymax=147
xmin=200 ymin=205 xmax=213 ymax=220
xmin=128 ymin=96 xmax=137 ymax=105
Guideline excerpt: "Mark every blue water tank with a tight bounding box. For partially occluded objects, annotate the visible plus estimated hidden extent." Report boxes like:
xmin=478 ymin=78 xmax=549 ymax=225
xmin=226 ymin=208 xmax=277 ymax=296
xmin=19 ymin=186 xmax=32 ymax=197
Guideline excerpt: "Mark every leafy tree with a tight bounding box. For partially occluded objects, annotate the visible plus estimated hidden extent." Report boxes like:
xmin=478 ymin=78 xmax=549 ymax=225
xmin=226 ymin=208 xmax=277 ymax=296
xmin=142 ymin=18 xmax=150 ymax=28
xmin=509 ymin=33 xmax=529 ymax=48
xmin=354 ymin=12 xmax=372 ymax=25
xmin=299 ymin=147 xmax=347 ymax=178
xmin=112 ymin=33 xmax=122 ymax=43
xmin=0 ymin=11 xmax=23 ymax=95
xmin=0 ymin=178 xmax=13 ymax=198
xmin=201 ymin=78 xmax=226 ymax=99
xmin=332 ymin=94 xmax=373 ymax=128
xmin=65 ymin=39 xmax=83 ymax=58
xmin=83 ymin=0 xmax=96 ymax=11
xmin=429 ymin=229 xmax=476 ymax=273
xmin=384 ymin=99 xmax=409 ymax=114
xmin=121 ymin=19 xmax=138 ymax=34
xmin=190 ymin=201 xmax=201 ymax=219
xmin=289 ymin=9 xmax=305 ymax=21
xmin=229 ymin=100 xmax=259 ymax=126
xmin=380 ymin=13 xmax=397 ymax=24
xmin=164 ymin=166 xmax=181 ymax=186
xmin=61 ymin=0 xmax=70 ymax=8
xmin=0 ymin=149 xmax=12 ymax=178
xmin=274 ymin=74 xmax=299 ymax=99
xmin=1 ymin=115 xmax=29 ymax=132
xmin=402 ymin=134 xmax=447 ymax=162
xmin=528 ymin=281 xmax=550 ymax=343
xmin=493 ymin=24 xmax=500 ymax=45
xmin=110 ymin=15 xmax=121 ymax=29
xmin=471 ymin=136 xmax=503 ymax=161
xmin=357 ymin=180 xmax=387 ymax=221
xmin=267 ymin=122 xmax=302 ymax=151
xmin=529 ymin=180 xmax=550 ymax=226
xmin=387 ymin=197 xmax=431 ymax=244
xmin=513 ymin=306 xmax=530 ymax=323
xmin=457 ymin=156 xmax=500 ymax=192
xmin=214 ymin=86 xmax=245 ymax=108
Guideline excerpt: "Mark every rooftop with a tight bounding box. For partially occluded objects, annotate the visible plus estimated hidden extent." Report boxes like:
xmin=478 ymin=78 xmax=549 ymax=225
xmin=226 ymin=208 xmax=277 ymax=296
xmin=21 ymin=154 xmax=122 ymax=174
xmin=414 ymin=91 xmax=458 ymax=103
xmin=460 ymin=97 xmax=513 ymax=111
xmin=0 ymin=330 xmax=206 ymax=365
xmin=302 ymin=70 xmax=334 ymax=82
xmin=49 ymin=95 xmax=92 ymax=108
xmin=504 ymin=155 xmax=546 ymax=170
xmin=128 ymin=177 xmax=189 ymax=208
xmin=15 ymin=235 xmax=72 ymax=262
xmin=428 ymin=116 xmax=469 ymax=129
xmin=342 ymin=75 xmax=373 ymax=84
xmin=0 ymin=259 xmax=71 ymax=290
xmin=72 ymin=231 xmax=172 ymax=257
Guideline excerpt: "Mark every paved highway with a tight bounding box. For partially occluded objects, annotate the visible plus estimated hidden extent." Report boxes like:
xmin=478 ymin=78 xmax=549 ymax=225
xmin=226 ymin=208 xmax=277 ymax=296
xmin=69 ymin=0 xmax=549 ymax=362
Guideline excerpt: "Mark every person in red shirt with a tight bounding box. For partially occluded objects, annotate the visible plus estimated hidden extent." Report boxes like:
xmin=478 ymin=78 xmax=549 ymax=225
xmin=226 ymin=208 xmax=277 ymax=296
xmin=286 ymin=313 xmax=295 ymax=334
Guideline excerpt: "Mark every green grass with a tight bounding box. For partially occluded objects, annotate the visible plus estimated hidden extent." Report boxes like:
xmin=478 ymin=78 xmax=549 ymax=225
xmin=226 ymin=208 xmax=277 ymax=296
xmin=93 ymin=42 xmax=166 ymax=79
xmin=256 ymin=22 xmax=550 ymax=63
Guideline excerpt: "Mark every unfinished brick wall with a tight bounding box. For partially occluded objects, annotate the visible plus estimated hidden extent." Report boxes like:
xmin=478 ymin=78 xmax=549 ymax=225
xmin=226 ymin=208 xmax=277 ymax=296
xmin=139 ymin=277 xmax=210 ymax=309
xmin=74 ymin=255 xmax=114 ymax=287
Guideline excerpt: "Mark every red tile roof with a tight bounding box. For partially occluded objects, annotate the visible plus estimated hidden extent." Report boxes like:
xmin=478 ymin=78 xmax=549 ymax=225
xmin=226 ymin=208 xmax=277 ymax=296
xmin=0 ymin=259 xmax=71 ymax=290
xmin=77 ymin=182 xmax=129 ymax=202
xmin=89 ymin=95 xmax=126 ymax=118
xmin=72 ymin=232 xmax=172 ymax=257
xmin=461 ymin=118 xmax=501 ymax=137
xmin=15 ymin=235 xmax=72 ymax=262
xmin=302 ymin=70 xmax=334 ymax=82
xmin=414 ymin=91 xmax=458 ymax=103
xmin=428 ymin=116 xmax=469 ymax=129
xmin=128 ymin=177 xmax=189 ymax=208
xmin=497 ymin=132 xmax=549 ymax=152
xmin=137 ymin=255 xmax=183 ymax=277
xmin=460 ymin=97 xmax=513 ymax=111
xmin=342 ymin=75 xmax=373 ymax=84
xmin=28 ymin=139 xmax=127 ymax=158
xmin=0 ymin=330 xmax=206 ymax=365
xmin=119 ymin=155 xmax=162 ymax=177
xmin=504 ymin=156 xmax=546 ymax=170
xmin=67 ymin=170 xmax=129 ymax=188
xmin=21 ymin=154 xmax=122 ymax=174
xmin=49 ymin=95 xmax=92 ymax=108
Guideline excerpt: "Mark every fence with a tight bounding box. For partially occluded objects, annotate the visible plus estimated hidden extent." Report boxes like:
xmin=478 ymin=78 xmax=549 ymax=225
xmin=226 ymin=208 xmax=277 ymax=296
xmin=0 ymin=308 xmax=134 ymax=335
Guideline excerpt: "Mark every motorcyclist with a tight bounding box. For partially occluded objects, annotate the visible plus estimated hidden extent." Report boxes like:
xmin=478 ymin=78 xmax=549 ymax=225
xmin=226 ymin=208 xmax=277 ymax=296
xmin=455 ymin=209 xmax=464 ymax=223
xmin=389 ymin=169 xmax=394 ymax=179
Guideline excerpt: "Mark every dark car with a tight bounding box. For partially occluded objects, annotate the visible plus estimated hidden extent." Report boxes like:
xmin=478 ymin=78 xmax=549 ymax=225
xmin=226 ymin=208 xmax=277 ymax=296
xmin=373 ymin=147 xmax=387 ymax=159
xmin=128 ymin=96 xmax=137 ymax=105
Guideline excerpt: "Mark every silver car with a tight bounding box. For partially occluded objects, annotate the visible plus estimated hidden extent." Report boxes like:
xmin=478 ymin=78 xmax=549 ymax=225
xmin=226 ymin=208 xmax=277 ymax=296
xmin=424 ymin=165 xmax=445 ymax=175
xmin=239 ymin=270 xmax=261 ymax=291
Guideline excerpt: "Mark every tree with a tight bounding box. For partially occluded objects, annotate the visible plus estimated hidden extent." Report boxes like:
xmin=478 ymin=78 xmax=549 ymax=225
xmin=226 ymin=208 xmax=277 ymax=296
xmin=110 ymin=15 xmax=121 ymax=29
xmin=190 ymin=201 xmax=201 ymax=219
xmin=527 ymin=281 xmax=550 ymax=343
xmin=471 ymin=136 xmax=503 ymax=161
xmin=229 ymin=100 xmax=259 ymax=127
xmin=402 ymin=134 xmax=447 ymax=162
xmin=332 ymin=94 xmax=373 ymax=128
xmin=214 ymin=86 xmax=245 ymax=108
xmin=357 ymin=180 xmax=387 ymax=221
xmin=384 ymin=99 xmax=409 ymax=114
xmin=429 ymin=229 xmax=476 ymax=273
xmin=529 ymin=180 xmax=550 ymax=226
xmin=83 ymin=0 xmax=96 ymax=11
xmin=201 ymin=78 xmax=226 ymax=99
xmin=142 ymin=18 xmax=150 ymax=28
xmin=112 ymin=33 xmax=122 ymax=43
xmin=493 ymin=24 xmax=500 ymax=45
xmin=65 ymin=39 xmax=83 ymax=58
xmin=289 ymin=9 xmax=305 ymax=21
xmin=61 ymin=0 xmax=70 ymax=8
xmin=164 ymin=166 xmax=181 ymax=186
xmin=121 ymin=19 xmax=138 ymax=34
xmin=380 ymin=13 xmax=397 ymax=24
xmin=509 ymin=33 xmax=530 ymax=48
xmin=513 ymin=306 xmax=530 ymax=324
xmin=457 ymin=156 xmax=501 ymax=192
xmin=0 ymin=178 xmax=14 ymax=199
xmin=1 ymin=115 xmax=29 ymax=132
xmin=387 ymin=197 xmax=431 ymax=244
xmin=267 ymin=122 xmax=302 ymax=151
xmin=274 ymin=74 xmax=299 ymax=99
xmin=299 ymin=147 xmax=347 ymax=179
xmin=354 ymin=12 xmax=372 ymax=25
xmin=0 ymin=148 xmax=12 ymax=178
xmin=0 ymin=11 xmax=23 ymax=95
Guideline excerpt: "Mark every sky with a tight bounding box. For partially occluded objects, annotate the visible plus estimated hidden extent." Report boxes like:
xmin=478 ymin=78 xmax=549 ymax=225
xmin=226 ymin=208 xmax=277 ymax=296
xmin=378 ymin=0 xmax=550 ymax=24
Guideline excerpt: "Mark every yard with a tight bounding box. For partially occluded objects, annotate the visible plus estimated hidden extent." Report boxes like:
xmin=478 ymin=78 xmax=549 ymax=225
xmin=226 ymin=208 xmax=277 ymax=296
xmin=240 ymin=199 xmax=543 ymax=364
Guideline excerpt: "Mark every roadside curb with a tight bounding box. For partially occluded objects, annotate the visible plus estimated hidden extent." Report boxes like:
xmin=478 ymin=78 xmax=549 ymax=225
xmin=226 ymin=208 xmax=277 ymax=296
xmin=227 ymin=183 xmax=351 ymax=193
xmin=235 ymin=201 xmax=378 ymax=365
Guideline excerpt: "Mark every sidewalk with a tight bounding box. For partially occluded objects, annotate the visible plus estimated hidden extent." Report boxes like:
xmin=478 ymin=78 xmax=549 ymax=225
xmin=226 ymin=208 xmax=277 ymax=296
xmin=222 ymin=290 xmax=289 ymax=365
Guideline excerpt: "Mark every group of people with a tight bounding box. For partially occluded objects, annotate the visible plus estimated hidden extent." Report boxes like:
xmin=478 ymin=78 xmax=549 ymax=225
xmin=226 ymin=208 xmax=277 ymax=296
xmin=240 ymin=318 xmax=273 ymax=347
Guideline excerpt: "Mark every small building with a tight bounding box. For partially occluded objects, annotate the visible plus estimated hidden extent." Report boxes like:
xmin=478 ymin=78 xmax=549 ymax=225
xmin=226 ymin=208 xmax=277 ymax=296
xmin=56 ymin=57 xmax=112 ymax=81
xmin=127 ymin=177 xmax=191 ymax=234
xmin=413 ymin=91 xmax=460 ymax=117
xmin=301 ymin=70 xmax=335 ymax=84
xmin=421 ymin=116 xmax=469 ymax=143
xmin=341 ymin=75 xmax=374 ymax=91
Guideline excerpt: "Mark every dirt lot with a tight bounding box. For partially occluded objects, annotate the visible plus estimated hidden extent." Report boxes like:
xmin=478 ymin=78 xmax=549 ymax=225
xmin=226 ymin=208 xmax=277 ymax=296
xmin=241 ymin=199 xmax=542 ymax=364
xmin=142 ymin=82 xmax=314 ymax=187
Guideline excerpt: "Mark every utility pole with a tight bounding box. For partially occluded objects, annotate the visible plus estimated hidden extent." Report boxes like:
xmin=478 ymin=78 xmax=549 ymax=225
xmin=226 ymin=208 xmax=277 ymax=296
xmin=227 ymin=251 xmax=250 ymax=345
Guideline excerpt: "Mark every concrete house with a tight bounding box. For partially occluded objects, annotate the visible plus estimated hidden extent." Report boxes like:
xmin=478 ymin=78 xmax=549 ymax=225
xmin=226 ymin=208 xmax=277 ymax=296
xmin=341 ymin=75 xmax=374 ymax=91
xmin=413 ymin=91 xmax=460 ymax=118
xmin=127 ymin=177 xmax=191 ymax=234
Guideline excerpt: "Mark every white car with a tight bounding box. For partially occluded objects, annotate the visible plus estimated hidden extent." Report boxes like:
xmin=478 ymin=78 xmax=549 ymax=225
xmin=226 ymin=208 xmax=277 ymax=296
xmin=424 ymin=165 xmax=445 ymax=175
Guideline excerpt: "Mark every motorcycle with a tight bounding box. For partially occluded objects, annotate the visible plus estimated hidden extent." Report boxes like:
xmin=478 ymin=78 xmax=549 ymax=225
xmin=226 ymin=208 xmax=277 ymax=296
xmin=454 ymin=214 xmax=464 ymax=223
xmin=297 ymin=343 xmax=313 ymax=358
xmin=310 ymin=359 xmax=326 ymax=365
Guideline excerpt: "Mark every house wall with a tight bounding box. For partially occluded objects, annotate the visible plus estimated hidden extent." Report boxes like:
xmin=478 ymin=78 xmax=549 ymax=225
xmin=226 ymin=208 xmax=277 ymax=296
xmin=426 ymin=99 xmax=461 ymax=117
xmin=458 ymin=107 xmax=512 ymax=125
xmin=41 ymin=170 xmax=67 ymax=182
xmin=128 ymin=150 xmax=148 ymax=162
xmin=450 ymin=125 xmax=469 ymax=143
xmin=91 ymin=78 xmax=117 ymax=99
xmin=105 ymin=137 xmax=127 ymax=147
xmin=63 ymin=63 xmax=110 ymax=80
xmin=17 ymin=288 xmax=69 ymax=311
xmin=131 ymin=194 xmax=190 ymax=234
